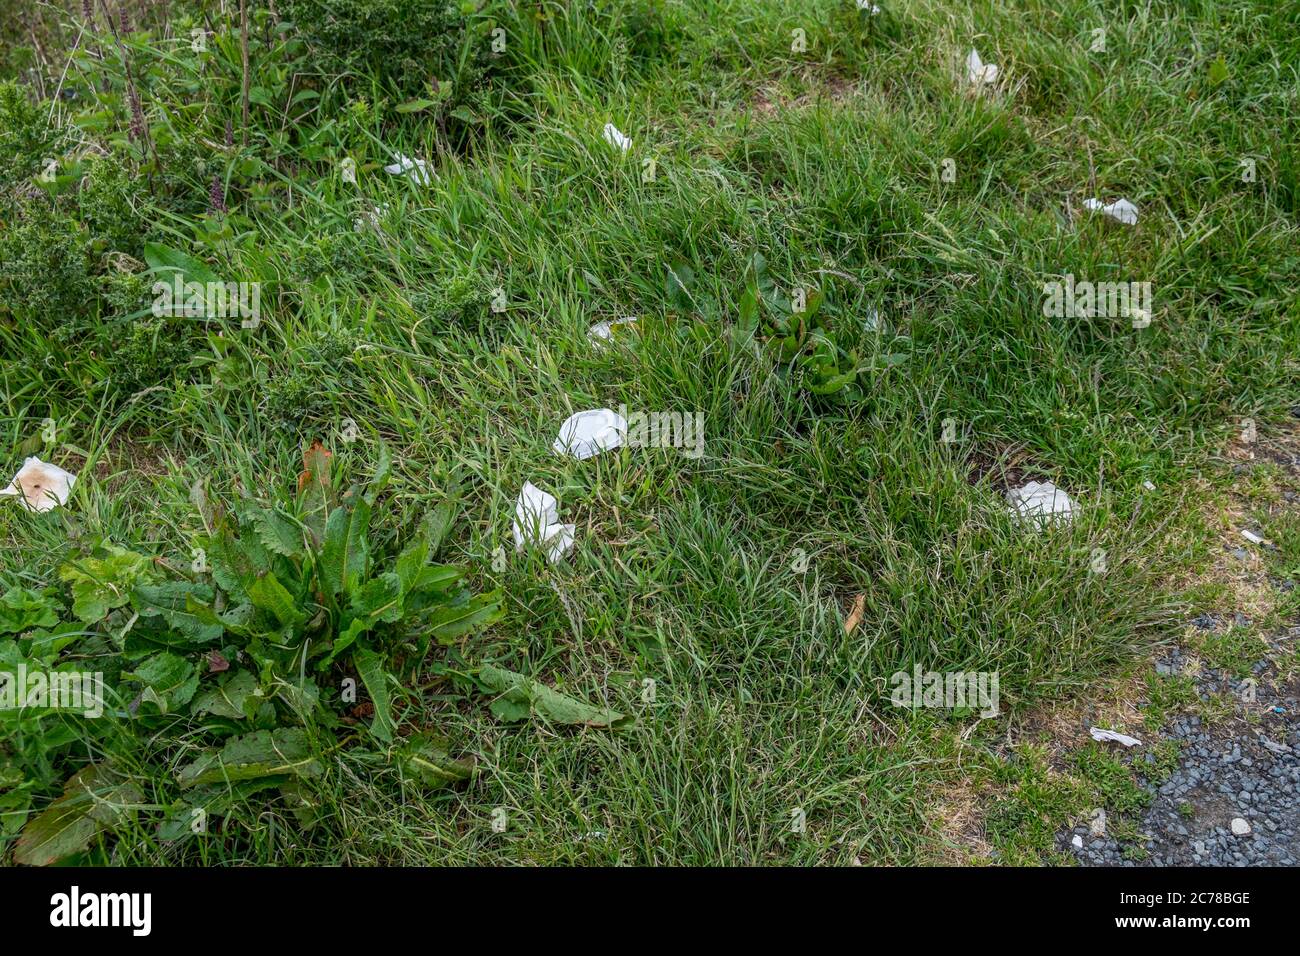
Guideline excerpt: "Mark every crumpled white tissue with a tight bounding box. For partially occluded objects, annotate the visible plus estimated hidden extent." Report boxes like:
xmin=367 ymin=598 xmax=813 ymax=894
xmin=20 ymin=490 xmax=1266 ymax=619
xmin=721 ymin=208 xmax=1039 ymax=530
xmin=1006 ymin=480 xmax=1076 ymax=529
xmin=553 ymin=408 xmax=626 ymax=460
xmin=512 ymin=481 xmax=575 ymax=563
xmin=603 ymin=123 xmax=631 ymax=153
xmin=588 ymin=316 xmax=638 ymax=344
xmin=384 ymin=154 xmax=433 ymax=185
xmin=1083 ymin=197 xmax=1138 ymax=225
xmin=967 ymin=49 xmax=998 ymax=86
xmin=1 ymin=456 xmax=77 ymax=513
xmin=1090 ymin=727 xmax=1142 ymax=748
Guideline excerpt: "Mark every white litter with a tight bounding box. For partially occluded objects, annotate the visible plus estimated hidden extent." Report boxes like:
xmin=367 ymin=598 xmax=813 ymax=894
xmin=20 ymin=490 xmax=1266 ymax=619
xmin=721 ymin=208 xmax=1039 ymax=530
xmin=0 ymin=457 xmax=77 ymax=513
xmin=553 ymin=408 xmax=626 ymax=460
xmin=1230 ymin=817 xmax=1251 ymax=836
xmin=856 ymin=0 xmax=882 ymax=12
xmin=1006 ymin=480 xmax=1076 ymax=530
xmin=1089 ymin=727 xmax=1142 ymax=748
xmin=512 ymin=482 xmax=575 ymax=564
xmin=1082 ymin=197 xmax=1138 ymax=225
xmin=1142 ymin=480 xmax=1156 ymax=491
xmin=384 ymin=154 xmax=433 ymax=185
xmin=966 ymin=49 xmax=999 ymax=87
xmin=1071 ymin=834 xmax=1084 ymax=849
xmin=1240 ymin=529 xmax=1265 ymax=546
xmin=587 ymin=316 xmax=639 ymax=345
xmin=603 ymin=123 xmax=631 ymax=153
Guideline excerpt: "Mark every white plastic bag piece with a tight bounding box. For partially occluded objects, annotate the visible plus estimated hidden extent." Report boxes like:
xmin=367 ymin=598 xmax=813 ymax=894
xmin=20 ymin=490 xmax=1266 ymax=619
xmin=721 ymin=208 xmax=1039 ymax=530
xmin=603 ymin=123 xmax=631 ymax=153
xmin=553 ymin=408 xmax=626 ymax=460
xmin=0 ymin=457 xmax=77 ymax=513
xmin=384 ymin=154 xmax=433 ymax=185
xmin=1089 ymin=727 xmax=1142 ymax=747
xmin=1082 ymin=197 xmax=1138 ymax=225
xmin=1006 ymin=480 xmax=1076 ymax=529
xmin=588 ymin=316 xmax=638 ymax=345
xmin=512 ymin=481 xmax=575 ymax=564
xmin=966 ymin=49 xmax=998 ymax=86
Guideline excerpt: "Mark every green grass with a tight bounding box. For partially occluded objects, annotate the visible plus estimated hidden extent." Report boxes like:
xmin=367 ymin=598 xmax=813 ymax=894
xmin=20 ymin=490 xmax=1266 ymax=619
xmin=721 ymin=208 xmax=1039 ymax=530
xmin=1 ymin=0 xmax=1298 ymax=865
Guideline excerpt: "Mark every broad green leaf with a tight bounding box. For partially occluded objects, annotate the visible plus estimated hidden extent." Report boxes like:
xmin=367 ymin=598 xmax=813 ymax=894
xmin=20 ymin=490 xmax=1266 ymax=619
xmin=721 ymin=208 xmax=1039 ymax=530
xmin=426 ymin=591 xmax=504 ymax=643
xmin=246 ymin=572 xmax=306 ymax=628
xmin=478 ymin=663 xmax=632 ymax=729
xmin=125 ymin=652 xmax=199 ymax=713
xmin=58 ymin=547 xmax=153 ymax=623
xmin=248 ymin=507 xmax=305 ymax=558
xmin=0 ymin=587 xmax=59 ymax=634
xmin=14 ymin=765 xmax=141 ymax=866
xmin=191 ymin=670 xmax=261 ymax=720
xmin=319 ymin=500 xmax=371 ymax=598
xmin=400 ymin=733 xmax=474 ymax=789
xmin=143 ymin=241 xmax=219 ymax=284
xmin=350 ymin=572 xmax=403 ymax=624
xmin=177 ymin=728 xmax=321 ymax=789
xmin=352 ymin=645 xmax=394 ymax=743
xmin=131 ymin=581 xmax=224 ymax=642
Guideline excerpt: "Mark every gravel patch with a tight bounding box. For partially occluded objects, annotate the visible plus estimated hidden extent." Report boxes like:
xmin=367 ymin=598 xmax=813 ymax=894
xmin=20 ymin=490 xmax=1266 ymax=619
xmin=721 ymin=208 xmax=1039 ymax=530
xmin=1061 ymin=642 xmax=1299 ymax=867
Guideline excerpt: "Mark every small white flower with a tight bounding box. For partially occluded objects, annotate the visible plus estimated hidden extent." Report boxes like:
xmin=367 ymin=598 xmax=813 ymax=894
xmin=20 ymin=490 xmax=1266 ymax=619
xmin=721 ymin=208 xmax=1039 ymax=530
xmin=553 ymin=409 xmax=626 ymax=460
xmin=1082 ymin=197 xmax=1138 ymax=225
xmin=856 ymin=1 xmax=882 ymax=12
xmin=353 ymin=202 xmax=390 ymax=232
xmin=384 ymin=154 xmax=433 ymax=185
xmin=966 ymin=49 xmax=999 ymax=87
xmin=1 ymin=457 xmax=77 ymax=513
xmin=603 ymin=123 xmax=632 ymax=153
xmin=512 ymin=482 xmax=575 ymax=564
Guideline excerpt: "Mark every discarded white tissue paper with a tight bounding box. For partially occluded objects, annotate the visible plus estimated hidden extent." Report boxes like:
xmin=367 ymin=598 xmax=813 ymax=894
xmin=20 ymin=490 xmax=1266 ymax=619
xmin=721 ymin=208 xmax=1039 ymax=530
xmin=512 ymin=481 xmax=575 ymax=563
xmin=384 ymin=154 xmax=433 ymax=185
xmin=553 ymin=408 xmax=626 ymax=460
xmin=1006 ymin=480 xmax=1076 ymax=529
xmin=0 ymin=457 xmax=77 ymax=513
xmin=1083 ymin=197 xmax=1138 ymax=225
xmin=588 ymin=316 xmax=639 ymax=344
xmin=603 ymin=123 xmax=631 ymax=153
xmin=966 ymin=49 xmax=998 ymax=87
xmin=1240 ymin=529 xmax=1265 ymax=546
xmin=1089 ymin=727 xmax=1142 ymax=748
xmin=1071 ymin=834 xmax=1084 ymax=849
xmin=1142 ymin=480 xmax=1157 ymax=491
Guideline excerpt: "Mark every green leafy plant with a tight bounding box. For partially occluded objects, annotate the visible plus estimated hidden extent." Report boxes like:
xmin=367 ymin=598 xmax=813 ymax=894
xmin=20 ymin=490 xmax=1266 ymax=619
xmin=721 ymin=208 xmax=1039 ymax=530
xmin=3 ymin=443 xmax=506 ymax=863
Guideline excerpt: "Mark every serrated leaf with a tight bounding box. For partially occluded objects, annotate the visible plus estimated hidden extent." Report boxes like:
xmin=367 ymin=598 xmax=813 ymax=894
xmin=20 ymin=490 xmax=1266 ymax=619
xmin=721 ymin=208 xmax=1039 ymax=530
xmin=246 ymin=572 xmax=306 ymax=628
xmin=248 ymin=507 xmax=305 ymax=558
